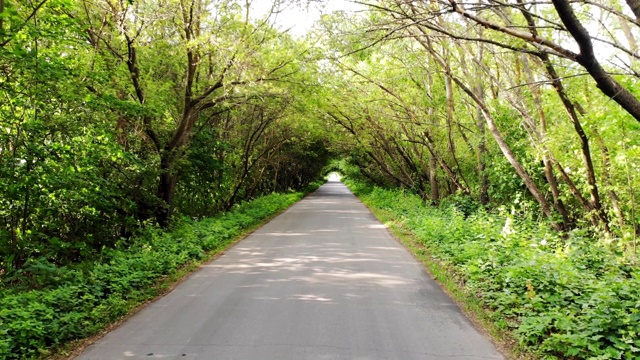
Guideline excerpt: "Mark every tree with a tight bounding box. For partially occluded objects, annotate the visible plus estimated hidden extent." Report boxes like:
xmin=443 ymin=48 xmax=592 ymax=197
xmin=0 ymin=0 xmax=332 ymax=275
xmin=317 ymin=0 xmax=640 ymax=236
xmin=74 ymin=0 xmax=310 ymax=225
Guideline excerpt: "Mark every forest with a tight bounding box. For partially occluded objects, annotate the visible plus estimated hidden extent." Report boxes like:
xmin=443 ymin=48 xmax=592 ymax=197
xmin=1 ymin=0 xmax=639 ymax=358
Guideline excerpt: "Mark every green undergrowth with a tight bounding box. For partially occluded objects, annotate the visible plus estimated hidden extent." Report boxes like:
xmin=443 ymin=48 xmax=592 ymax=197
xmin=348 ymin=181 xmax=640 ymax=360
xmin=0 ymin=187 xmax=317 ymax=359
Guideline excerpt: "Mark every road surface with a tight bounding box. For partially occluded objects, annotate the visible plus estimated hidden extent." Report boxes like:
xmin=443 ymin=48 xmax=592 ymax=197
xmin=78 ymin=181 xmax=504 ymax=359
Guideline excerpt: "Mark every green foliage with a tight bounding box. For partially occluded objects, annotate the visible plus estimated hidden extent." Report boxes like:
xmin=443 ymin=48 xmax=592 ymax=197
xmin=351 ymin=182 xmax=640 ymax=359
xmin=1 ymin=0 xmax=331 ymax=279
xmin=439 ymin=191 xmax=483 ymax=217
xmin=0 ymin=191 xmax=304 ymax=359
xmin=3 ymin=0 xmax=640 ymax=357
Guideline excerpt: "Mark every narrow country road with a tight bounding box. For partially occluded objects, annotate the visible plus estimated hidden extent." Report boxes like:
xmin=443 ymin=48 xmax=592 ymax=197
xmin=77 ymin=181 xmax=504 ymax=360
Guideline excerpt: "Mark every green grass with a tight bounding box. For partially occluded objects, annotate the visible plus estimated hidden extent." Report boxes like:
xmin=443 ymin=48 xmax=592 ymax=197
xmin=0 ymin=186 xmax=319 ymax=359
xmin=347 ymin=181 xmax=640 ymax=360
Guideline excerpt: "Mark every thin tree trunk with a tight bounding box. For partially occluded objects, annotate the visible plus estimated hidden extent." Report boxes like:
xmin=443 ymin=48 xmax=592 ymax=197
xmin=429 ymin=152 xmax=439 ymax=204
xmin=444 ymin=74 xmax=457 ymax=162
xmin=156 ymin=152 xmax=178 ymax=227
xmin=407 ymin=30 xmax=559 ymax=226
xmin=594 ymin=131 xmax=625 ymax=227
xmin=426 ymin=68 xmax=440 ymax=204
xmin=474 ymin=41 xmax=489 ymax=205
xmin=521 ymin=54 xmax=571 ymax=229
xmin=443 ymin=66 xmax=471 ymax=193
xmin=625 ymin=0 xmax=640 ymax=22
xmin=518 ymin=3 xmax=610 ymax=233
xmin=552 ymin=0 xmax=640 ymax=123
xmin=618 ymin=5 xmax=638 ymax=59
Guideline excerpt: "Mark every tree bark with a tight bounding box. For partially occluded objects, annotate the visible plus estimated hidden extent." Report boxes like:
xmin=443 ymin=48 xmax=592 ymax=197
xmin=552 ymin=0 xmax=640 ymax=123
xmin=625 ymin=0 xmax=640 ymax=22
xmin=0 ymin=0 xmax=4 ymax=36
xmin=156 ymin=152 xmax=178 ymax=227
xmin=473 ymin=40 xmax=489 ymax=205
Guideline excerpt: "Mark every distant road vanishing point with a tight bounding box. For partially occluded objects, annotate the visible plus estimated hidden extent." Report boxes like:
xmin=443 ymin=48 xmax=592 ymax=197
xmin=77 ymin=180 xmax=504 ymax=360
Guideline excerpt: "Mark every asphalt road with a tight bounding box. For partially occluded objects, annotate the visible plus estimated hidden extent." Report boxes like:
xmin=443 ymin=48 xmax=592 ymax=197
xmin=77 ymin=181 xmax=504 ymax=360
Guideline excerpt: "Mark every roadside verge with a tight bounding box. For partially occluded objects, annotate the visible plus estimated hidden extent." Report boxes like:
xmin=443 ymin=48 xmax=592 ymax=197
xmin=0 ymin=184 xmax=321 ymax=360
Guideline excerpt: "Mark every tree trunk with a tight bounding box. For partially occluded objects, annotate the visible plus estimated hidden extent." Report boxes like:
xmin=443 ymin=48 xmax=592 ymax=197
xmin=0 ymin=0 xmax=4 ymax=35
xmin=457 ymin=37 xmax=489 ymax=205
xmin=552 ymin=0 xmax=640 ymax=123
xmin=618 ymin=5 xmax=638 ymax=61
xmin=520 ymin=54 xmax=571 ymax=229
xmin=429 ymin=153 xmax=439 ymax=204
xmin=444 ymin=73 xmax=457 ymax=161
xmin=156 ymin=152 xmax=178 ymax=227
xmin=518 ymin=3 xmax=610 ymax=233
xmin=448 ymin=73 xmax=560 ymax=228
xmin=594 ymin=131 xmax=625 ymax=227
xmin=426 ymin=68 xmax=440 ymax=204
xmin=625 ymin=0 xmax=640 ymax=22
xmin=474 ymin=43 xmax=489 ymax=205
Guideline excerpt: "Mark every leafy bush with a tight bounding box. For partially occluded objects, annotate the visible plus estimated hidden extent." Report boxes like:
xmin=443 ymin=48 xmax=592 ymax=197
xmin=351 ymin=182 xmax=640 ymax=359
xmin=0 ymin=191 xmax=304 ymax=359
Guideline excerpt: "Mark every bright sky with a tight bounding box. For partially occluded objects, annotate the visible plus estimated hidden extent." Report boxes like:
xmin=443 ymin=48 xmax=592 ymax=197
xmin=250 ymin=0 xmax=364 ymax=37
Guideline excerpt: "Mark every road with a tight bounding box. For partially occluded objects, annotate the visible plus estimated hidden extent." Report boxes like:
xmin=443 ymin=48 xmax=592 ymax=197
xmin=77 ymin=181 xmax=504 ymax=360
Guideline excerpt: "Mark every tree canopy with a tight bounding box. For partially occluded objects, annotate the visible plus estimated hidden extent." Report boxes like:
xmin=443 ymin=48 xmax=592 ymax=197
xmin=2 ymin=1 xmax=640 ymax=358
xmin=1 ymin=0 xmax=639 ymax=282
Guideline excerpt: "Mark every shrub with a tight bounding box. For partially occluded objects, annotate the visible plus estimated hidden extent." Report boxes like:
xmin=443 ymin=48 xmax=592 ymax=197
xmin=353 ymin=183 xmax=640 ymax=359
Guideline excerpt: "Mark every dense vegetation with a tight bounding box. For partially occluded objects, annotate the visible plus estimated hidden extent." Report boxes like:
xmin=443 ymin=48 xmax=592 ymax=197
xmin=0 ymin=0 xmax=330 ymax=279
xmin=1 ymin=1 xmax=330 ymax=356
xmin=321 ymin=2 xmax=640 ymax=241
xmin=322 ymin=1 xmax=640 ymax=358
xmin=349 ymin=181 xmax=639 ymax=359
xmin=2 ymin=0 xmax=640 ymax=358
xmin=0 ymin=190 xmax=312 ymax=359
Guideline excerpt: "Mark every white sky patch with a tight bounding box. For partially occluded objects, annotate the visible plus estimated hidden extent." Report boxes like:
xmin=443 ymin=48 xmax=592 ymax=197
xmin=249 ymin=0 xmax=364 ymax=37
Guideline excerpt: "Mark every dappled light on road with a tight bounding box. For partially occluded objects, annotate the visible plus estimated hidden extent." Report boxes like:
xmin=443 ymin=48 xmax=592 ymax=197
xmin=77 ymin=181 xmax=503 ymax=360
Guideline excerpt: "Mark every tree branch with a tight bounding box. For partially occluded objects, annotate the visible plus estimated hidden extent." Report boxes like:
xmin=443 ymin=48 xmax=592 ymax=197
xmin=0 ymin=0 xmax=48 ymax=48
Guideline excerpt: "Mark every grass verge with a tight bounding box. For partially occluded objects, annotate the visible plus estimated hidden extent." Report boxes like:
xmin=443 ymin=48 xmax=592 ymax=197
xmin=364 ymin=204 xmax=532 ymax=360
xmin=346 ymin=181 xmax=640 ymax=360
xmin=0 ymin=184 xmax=321 ymax=360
